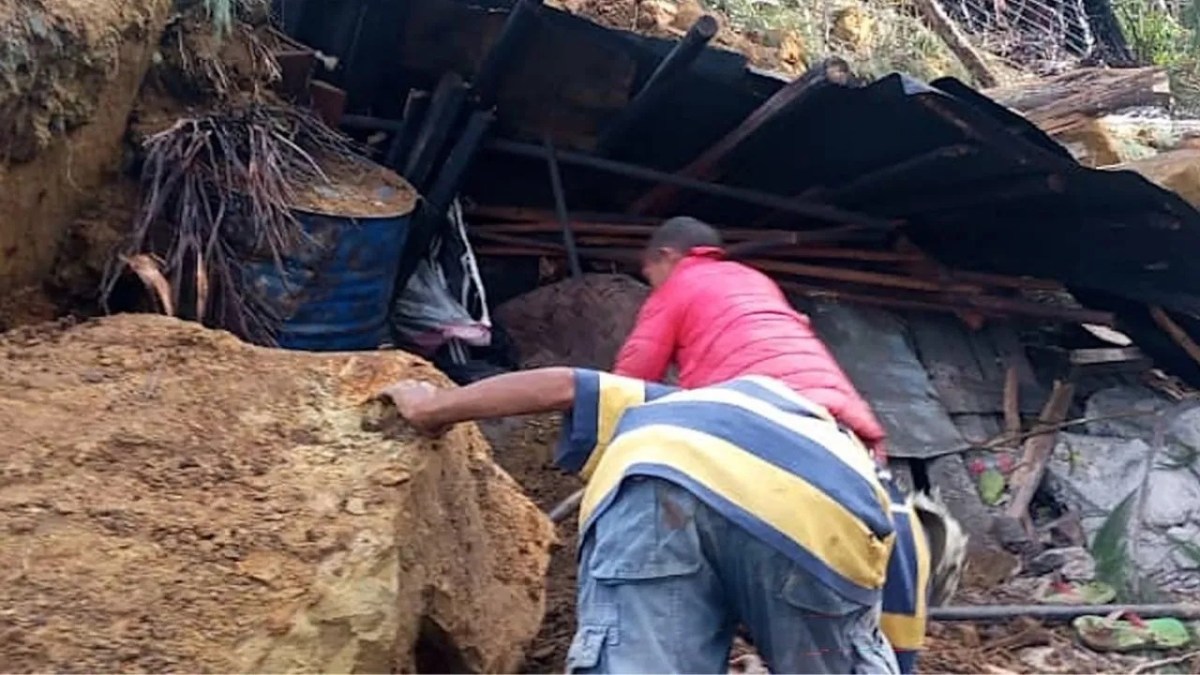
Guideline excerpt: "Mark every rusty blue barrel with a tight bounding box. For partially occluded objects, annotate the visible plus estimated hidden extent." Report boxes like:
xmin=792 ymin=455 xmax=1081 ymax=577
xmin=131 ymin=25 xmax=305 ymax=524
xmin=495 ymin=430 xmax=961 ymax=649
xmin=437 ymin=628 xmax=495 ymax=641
xmin=241 ymin=161 xmax=418 ymax=351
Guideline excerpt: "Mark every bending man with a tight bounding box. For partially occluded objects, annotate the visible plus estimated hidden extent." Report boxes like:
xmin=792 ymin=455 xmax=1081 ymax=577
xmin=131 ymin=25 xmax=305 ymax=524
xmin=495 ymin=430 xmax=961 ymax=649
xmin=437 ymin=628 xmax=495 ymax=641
xmin=615 ymin=216 xmax=889 ymax=461
xmin=381 ymin=367 xmax=900 ymax=674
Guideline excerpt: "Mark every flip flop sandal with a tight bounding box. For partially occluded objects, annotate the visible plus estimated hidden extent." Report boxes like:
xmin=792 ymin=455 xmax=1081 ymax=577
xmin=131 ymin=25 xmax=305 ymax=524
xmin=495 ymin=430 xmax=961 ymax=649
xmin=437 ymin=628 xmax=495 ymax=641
xmin=1037 ymin=580 xmax=1117 ymax=605
xmin=1073 ymin=612 xmax=1193 ymax=652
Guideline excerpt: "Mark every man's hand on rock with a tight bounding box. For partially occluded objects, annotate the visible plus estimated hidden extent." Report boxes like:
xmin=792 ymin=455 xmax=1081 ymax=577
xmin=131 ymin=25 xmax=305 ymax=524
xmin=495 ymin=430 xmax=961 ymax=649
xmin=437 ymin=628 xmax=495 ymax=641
xmin=378 ymin=380 xmax=446 ymax=435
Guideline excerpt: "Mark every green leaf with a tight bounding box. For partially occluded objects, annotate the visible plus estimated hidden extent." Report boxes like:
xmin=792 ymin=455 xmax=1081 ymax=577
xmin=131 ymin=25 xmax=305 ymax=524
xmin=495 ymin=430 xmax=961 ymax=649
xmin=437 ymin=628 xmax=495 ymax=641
xmin=977 ymin=468 xmax=1006 ymax=505
xmin=1091 ymin=488 xmax=1139 ymax=598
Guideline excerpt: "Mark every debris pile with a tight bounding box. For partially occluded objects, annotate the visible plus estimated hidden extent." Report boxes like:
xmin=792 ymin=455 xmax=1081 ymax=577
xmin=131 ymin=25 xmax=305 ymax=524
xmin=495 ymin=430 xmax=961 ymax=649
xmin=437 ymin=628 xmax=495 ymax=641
xmin=0 ymin=314 xmax=555 ymax=672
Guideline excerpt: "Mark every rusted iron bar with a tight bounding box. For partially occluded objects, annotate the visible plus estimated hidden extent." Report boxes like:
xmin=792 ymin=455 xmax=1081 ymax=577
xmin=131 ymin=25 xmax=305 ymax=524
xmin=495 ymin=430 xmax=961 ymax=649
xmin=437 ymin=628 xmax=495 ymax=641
xmin=629 ymin=57 xmax=853 ymax=215
xmin=472 ymin=0 xmax=544 ymax=108
xmin=465 ymin=205 xmax=659 ymax=225
xmin=485 ymin=138 xmax=896 ymax=231
xmin=938 ymin=269 xmax=1062 ymax=292
xmin=543 ymin=137 xmax=583 ymax=278
xmin=472 ymin=244 xmax=1116 ymax=324
xmin=754 ymin=259 xmax=980 ymax=293
xmin=595 ymin=15 xmax=719 ymax=156
xmin=471 ymin=228 xmax=919 ymax=262
xmin=386 ymin=90 xmax=431 ymax=169
xmin=471 ymin=219 xmax=869 ymax=244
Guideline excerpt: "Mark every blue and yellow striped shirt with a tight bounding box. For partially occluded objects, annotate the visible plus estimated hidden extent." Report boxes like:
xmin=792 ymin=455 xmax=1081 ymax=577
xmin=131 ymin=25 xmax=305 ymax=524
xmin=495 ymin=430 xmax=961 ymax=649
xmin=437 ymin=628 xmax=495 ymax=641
xmin=881 ymin=480 xmax=931 ymax=673
xmin=555 ymin=369 xmax=896 ymax=605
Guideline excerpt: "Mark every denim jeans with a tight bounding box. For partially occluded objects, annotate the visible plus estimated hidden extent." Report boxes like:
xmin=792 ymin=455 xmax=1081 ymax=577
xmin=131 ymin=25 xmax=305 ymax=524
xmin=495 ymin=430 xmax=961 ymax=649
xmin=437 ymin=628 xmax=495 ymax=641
xmin=567 ymin=476 xmax=899 ymax=674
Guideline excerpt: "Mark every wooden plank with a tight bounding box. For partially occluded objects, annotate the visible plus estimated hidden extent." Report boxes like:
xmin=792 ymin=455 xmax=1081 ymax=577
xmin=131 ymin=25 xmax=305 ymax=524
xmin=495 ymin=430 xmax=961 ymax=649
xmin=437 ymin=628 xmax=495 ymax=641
xmin=1006 ymin=381 xmax=1076 ymax=520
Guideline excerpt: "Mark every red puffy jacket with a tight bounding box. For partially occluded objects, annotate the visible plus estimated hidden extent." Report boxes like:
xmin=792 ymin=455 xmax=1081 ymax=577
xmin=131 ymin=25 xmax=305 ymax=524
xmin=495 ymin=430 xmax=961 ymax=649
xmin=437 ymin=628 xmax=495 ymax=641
xmin=614 ymin=247 xmax=887 ymax=454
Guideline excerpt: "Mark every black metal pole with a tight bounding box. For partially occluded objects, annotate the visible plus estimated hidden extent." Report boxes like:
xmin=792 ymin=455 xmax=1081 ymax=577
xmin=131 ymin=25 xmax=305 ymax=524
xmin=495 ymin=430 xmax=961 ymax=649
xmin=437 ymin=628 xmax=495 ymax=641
xmin=472 ymin=0 xmax=544 ymax=108
xmin=385 ymin=90 xmax=431 ymax=170
xmin=427 ymin=111 xmax=496 ymax=211
xmin=392 ymin=111 xmax=496 ymax=302
xmin=543 ymin=137 xmax=583 ymax=278
xmin=486 ymin=138 xmax=896 ymax=230
xmin=404 ymin=73 xmax=467 ymax=190
xmin=596 ymin=15 xmax=718 ymax=156
xmin=930 ymin=603 xmax=1200 ymax=623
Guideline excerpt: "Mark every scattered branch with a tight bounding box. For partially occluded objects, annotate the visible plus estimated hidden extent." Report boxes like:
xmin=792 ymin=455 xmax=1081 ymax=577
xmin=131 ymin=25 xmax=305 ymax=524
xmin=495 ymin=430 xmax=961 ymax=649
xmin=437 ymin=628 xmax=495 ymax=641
xmin=103 ymin=103 xmax=361 ymax=343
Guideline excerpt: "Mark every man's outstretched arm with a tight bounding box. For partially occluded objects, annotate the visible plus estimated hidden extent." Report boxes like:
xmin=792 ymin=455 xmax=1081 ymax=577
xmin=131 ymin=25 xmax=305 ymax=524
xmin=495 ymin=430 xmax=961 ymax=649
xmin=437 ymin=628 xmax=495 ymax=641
xmin=380 ymin=367 xmax=576 ymax=433
xmin=380 ymin=367 xmax=677 ymax=477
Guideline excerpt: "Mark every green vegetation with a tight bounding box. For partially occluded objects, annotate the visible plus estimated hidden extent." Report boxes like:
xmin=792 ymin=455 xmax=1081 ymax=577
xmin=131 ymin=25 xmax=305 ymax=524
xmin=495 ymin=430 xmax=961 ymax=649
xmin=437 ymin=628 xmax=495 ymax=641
xmin=1113 ymin=0 xmax=1200 ymax=113
xmin=704 ymin=0 xmax=972 ymax=82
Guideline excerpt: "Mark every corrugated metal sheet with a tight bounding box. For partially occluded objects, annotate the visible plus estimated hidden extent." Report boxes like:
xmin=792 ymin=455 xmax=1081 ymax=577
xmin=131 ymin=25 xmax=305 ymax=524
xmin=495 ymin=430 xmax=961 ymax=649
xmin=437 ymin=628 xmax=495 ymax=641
xmin=244 ymin=209 xmax=412 ymax=351
xmin=802 ymin=300 xmax=967 ymax=459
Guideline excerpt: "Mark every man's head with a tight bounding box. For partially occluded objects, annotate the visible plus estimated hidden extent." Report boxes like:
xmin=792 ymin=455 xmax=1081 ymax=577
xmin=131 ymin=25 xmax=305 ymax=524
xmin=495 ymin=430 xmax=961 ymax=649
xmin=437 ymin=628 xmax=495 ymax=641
xmin=641 ymin=216 xmax=723 ymax=288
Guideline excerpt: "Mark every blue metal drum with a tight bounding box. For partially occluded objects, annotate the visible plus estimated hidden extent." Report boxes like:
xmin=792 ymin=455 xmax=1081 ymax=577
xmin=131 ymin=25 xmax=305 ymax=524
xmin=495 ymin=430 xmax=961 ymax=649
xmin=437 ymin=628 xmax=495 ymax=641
xmin=240 ymin=172 xmax=416 ymax=352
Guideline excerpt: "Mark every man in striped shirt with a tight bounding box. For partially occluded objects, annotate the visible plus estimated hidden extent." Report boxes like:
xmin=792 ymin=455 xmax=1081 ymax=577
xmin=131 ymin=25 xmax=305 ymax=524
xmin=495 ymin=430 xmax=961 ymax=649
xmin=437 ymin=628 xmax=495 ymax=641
xmin=381 ymin=366 xmax=901 ymax=673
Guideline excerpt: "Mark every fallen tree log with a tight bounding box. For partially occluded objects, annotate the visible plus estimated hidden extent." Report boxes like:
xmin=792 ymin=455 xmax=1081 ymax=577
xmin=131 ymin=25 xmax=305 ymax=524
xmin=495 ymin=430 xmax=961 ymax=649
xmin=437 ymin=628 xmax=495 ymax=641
xmin=984 ymin=67 xmax=1171 ymax=136
xmin=0 ymin=315 xmax=555 ymax=673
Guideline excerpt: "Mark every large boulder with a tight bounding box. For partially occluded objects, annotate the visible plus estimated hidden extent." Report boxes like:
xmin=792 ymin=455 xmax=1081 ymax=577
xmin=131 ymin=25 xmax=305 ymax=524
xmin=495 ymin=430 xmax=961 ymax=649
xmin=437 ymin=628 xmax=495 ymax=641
xmin=496 ymin=273 xmax=650 ymax=369
xmin=0 ymin=315 xmax=555 ymax=672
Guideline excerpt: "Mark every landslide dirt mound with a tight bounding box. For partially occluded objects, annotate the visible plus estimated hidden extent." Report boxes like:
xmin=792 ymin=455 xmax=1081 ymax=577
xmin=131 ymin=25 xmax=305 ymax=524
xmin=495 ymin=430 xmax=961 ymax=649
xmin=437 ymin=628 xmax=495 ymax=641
xmin=0 ymin=314 xmax=555 ymax=673
xmin=495 ymin=273 xmax=650 ymax=370
xmin=0 ymin=0 xmax=167 ymax=162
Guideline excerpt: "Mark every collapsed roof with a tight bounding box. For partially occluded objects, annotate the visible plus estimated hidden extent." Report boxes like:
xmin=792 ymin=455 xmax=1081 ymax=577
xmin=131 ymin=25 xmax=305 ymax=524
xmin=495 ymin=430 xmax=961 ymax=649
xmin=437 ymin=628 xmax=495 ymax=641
xmin=280 ymin=0 xmax=1200 ymax=381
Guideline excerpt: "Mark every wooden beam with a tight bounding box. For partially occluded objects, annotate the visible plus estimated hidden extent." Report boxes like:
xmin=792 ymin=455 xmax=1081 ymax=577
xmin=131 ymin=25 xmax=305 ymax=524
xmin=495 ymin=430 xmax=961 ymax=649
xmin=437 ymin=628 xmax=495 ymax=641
xmin=627 ymin=57 xmax=853 ymax=215
xmin=911 ymin=0 xmax=998 ymax=87
xmin=1150 ymin=305 xmax=1200 ymax=370
xmin=1006 ymin=381 xmax=1075 ymax=521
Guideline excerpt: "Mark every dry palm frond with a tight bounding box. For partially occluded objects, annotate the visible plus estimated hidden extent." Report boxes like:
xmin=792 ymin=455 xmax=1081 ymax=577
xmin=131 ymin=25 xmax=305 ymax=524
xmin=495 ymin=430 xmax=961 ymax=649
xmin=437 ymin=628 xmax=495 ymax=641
xmin=103 ymin=103 xmax=362 ymax=344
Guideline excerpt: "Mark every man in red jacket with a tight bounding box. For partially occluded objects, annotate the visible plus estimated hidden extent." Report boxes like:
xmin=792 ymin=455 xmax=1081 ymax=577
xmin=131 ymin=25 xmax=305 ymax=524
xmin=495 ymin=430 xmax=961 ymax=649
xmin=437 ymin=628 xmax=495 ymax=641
xmin=615 ymin=216 xmax=888 ymax=459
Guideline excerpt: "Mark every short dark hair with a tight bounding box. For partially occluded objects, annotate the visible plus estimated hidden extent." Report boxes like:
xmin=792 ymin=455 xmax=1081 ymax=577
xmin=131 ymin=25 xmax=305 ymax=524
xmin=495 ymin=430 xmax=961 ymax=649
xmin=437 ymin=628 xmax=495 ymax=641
xmin=647 ymin=216 xmax=723 ymax=252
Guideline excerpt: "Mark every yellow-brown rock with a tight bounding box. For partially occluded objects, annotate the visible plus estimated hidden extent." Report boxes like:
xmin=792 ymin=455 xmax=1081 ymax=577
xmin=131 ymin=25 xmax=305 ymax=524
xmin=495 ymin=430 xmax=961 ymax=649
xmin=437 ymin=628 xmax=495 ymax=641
xmin=0 ymin=315 xmax=555 ymax=673
xmin=1113 ymin=148 xmax=1200 ymax=209
xmin=1057 ymin=119 xmax=1124 ymax=168
xmin=831 ymin=6 xmax=877 ymax=54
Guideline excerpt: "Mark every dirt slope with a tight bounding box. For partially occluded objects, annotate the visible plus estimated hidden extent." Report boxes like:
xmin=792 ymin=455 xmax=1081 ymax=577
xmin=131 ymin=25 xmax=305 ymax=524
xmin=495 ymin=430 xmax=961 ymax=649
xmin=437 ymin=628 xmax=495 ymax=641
xmin=0 ymin=0 xmax=170 ymax=296
xmin=0 ymin=314 xmax=555 ymax=673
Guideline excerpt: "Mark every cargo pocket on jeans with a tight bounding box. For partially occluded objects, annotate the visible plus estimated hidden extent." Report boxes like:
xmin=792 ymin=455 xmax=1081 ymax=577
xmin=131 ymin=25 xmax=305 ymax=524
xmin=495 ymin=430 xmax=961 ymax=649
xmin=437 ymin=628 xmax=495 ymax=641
xmin=588 ymin=478 xmax=703 ymax=582
xmin=780 ymin=569 xmax=865 ymax=617
xmin=566 ymin=602 xmax=618 ymax=673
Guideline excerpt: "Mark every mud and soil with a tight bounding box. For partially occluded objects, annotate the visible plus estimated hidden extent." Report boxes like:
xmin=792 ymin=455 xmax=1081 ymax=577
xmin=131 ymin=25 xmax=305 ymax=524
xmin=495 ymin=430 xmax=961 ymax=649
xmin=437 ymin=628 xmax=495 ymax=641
xmin=480 ymin=415 xmax=582 ymax=673
xmin=0 ymin=314 xmax=555 ymax=673
xmin=0 ymin=0 xmax=170 ymax=296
